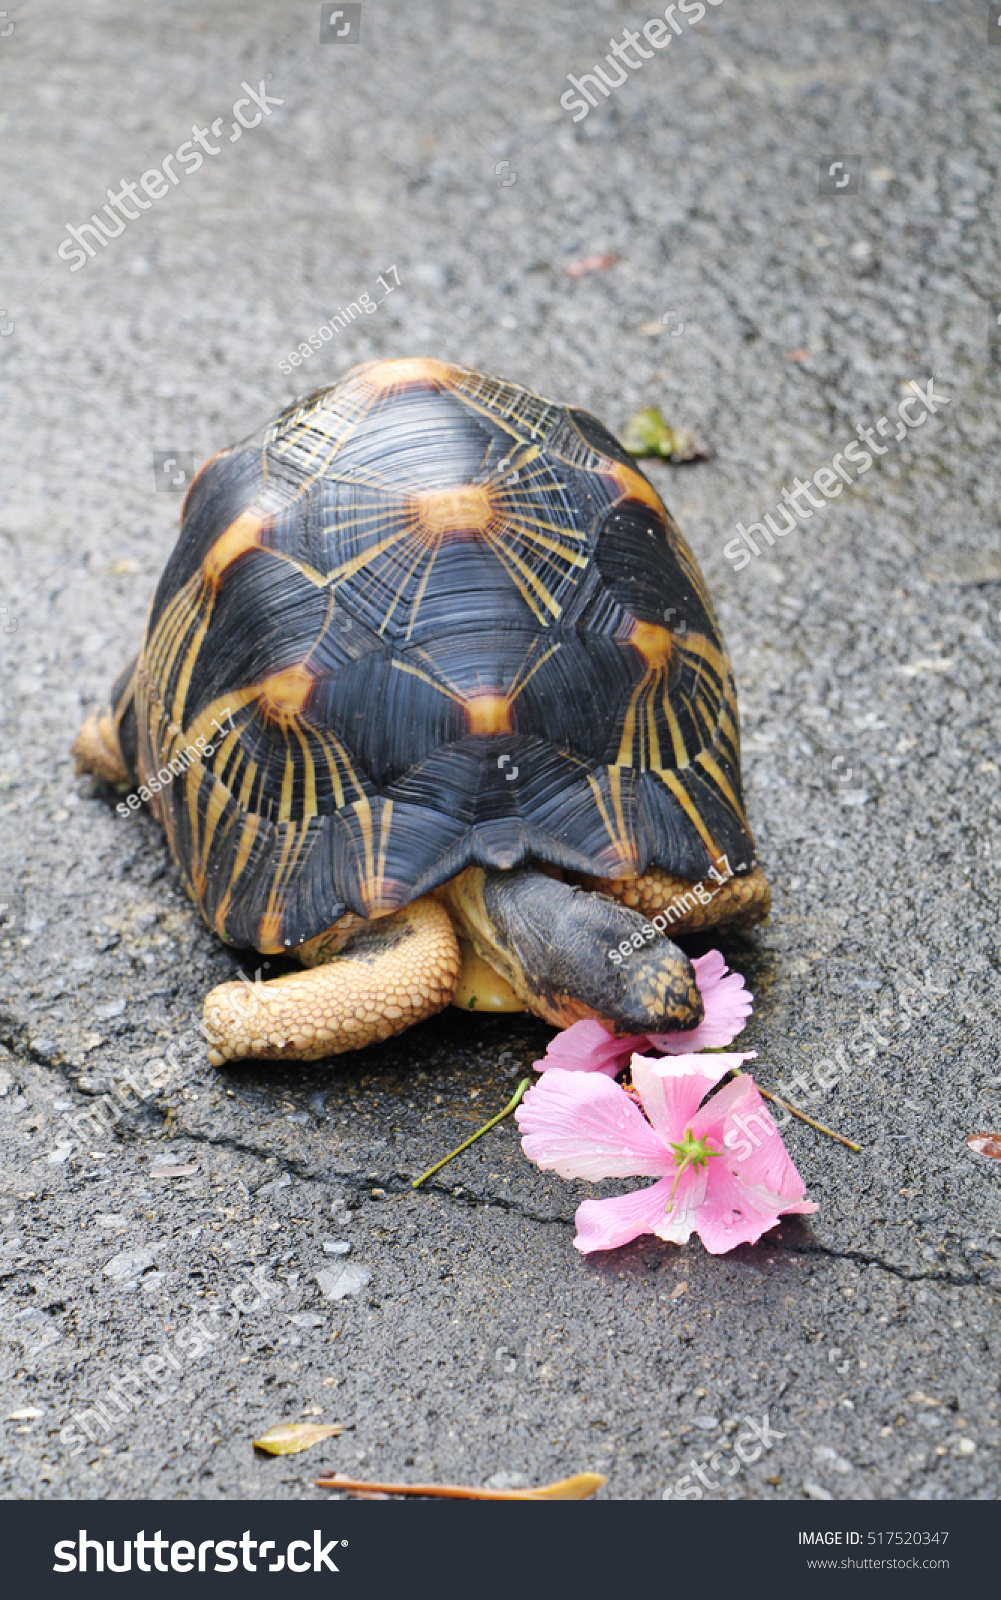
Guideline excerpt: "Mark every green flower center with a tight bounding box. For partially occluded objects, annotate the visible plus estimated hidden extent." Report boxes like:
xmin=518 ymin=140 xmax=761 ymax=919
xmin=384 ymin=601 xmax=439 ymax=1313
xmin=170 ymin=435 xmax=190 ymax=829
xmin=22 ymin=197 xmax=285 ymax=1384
xmin=664 ymin=1128 xmax=721 ymax=1212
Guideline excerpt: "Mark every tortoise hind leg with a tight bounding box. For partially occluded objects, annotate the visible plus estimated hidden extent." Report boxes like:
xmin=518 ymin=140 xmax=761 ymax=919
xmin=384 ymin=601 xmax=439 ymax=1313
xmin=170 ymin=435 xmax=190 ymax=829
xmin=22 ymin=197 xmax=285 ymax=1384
xmin=72 ymin=711 xmax=130 ymax=785
xmin=584 ymin=863 xmax=771 ymax=935
xmin=72 ymin=654 xmax=140 ymax=786
xmin=202 ymin=896 xmax=461 ymax=1063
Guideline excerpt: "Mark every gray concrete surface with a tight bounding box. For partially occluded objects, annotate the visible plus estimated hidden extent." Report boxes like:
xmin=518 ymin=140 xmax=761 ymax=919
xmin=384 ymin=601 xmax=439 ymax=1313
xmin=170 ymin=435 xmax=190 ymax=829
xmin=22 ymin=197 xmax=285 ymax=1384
xmin=1 ymin=0 xmax=999 ymax=1502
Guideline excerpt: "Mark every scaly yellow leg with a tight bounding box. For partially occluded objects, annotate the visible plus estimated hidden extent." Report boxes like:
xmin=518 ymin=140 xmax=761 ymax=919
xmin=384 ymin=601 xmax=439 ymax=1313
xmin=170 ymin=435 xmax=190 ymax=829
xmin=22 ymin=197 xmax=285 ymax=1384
xmin=581 ymin=864 xmax=771 ymax=935
xmin=203 ymin=896 xmax=461 ymax=1063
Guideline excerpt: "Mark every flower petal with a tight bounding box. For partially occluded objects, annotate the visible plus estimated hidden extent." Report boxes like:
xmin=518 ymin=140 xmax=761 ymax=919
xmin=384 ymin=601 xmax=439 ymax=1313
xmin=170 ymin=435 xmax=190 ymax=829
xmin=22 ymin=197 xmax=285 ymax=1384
xmin=630 ymin=1051 xmax=756 ymax=1145
xmin=646 ymin=950 xmax=753 ymax=1053
xmin=690 ymin=1073 xmax=816 ymax=1205
xmin=650 ymin=1163 xmax=709 ymax=1246
xmin=573 ymin=1176 xmax=677 ymax=1254
xmin=695 ymin=1161 xmax=815 ymax=1255
xmin=533 ymin=1019 xmax=645 ymax=1077
xmin=515 ymin=1068 xmax=669 ymax=1181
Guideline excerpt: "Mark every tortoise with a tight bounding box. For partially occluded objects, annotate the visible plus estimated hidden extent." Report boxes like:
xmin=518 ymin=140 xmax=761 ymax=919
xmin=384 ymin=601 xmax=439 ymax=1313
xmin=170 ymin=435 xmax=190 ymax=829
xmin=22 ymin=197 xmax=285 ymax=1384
xmin=73 ymin=358 xmax=769 ymax=1064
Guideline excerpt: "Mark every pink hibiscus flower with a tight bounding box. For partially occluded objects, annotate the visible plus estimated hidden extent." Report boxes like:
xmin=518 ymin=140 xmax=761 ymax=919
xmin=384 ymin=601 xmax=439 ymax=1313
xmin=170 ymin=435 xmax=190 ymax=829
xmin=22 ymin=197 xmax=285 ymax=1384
xmin=533 ymin=951 xmax=753 ymax=1077
xmin=515 ymin=1051 xmax=817 ymax=1255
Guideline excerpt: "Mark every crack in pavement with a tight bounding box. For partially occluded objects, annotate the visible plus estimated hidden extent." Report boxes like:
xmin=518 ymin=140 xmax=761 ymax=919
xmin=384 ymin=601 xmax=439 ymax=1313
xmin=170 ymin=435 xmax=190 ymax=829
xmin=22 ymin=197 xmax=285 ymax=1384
xmin=774 ymin=1242 xmax=997 ymax=1294
xmin=5 ymin=1035 xmax=997 ymax=1294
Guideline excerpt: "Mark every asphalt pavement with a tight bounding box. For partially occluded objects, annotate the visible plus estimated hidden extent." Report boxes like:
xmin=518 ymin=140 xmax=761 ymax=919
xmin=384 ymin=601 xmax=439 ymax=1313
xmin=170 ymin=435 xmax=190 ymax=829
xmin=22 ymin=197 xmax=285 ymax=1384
xmin=1 ymin=0 xmax=999 ymax=1502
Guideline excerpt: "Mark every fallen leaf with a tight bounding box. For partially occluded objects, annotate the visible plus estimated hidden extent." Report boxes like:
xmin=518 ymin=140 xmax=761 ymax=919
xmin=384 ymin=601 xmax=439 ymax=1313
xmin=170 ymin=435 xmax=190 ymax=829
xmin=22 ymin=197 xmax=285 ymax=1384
xmin=316 ymin=1263 xmax=371 ymax=1301
xmin=315 ymin=1471 xmax=605 ymax=1500
xmin=924 ymin=554 xmax=1001 ymax=586
xmin=103 ymin=1247 xmax=158 ymax=1282
xmin=564 ymin=253 xmax=619 ymax=278
xmin=621 ymin=407 xmax=711 ymax=462
xmin=967 ymin=1132 xmax=1001 ymax=1161
xmin=897 ymin=658 xmax=954 ymax=676
xmin=253 ymin=1421 xmax=344 ymax=1456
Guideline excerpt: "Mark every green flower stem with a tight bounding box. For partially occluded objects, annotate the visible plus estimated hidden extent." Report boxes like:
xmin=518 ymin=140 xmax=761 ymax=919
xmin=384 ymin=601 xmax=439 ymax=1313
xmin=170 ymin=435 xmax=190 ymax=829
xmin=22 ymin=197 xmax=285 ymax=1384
xmin=412 ymin=1077 xmax=532 ymax=1190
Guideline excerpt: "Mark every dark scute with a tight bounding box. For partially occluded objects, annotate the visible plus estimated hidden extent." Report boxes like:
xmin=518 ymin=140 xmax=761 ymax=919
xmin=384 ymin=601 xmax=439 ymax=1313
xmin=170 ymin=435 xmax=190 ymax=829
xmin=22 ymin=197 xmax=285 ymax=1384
xmin=266 ymin=485 xmax=329 ymax=572
xmin=635 ymin=777 xmax=714 ymax=882
xmin=312 ymin=650 xmax=463 ymax=786
xmin=328 ymin=385 xmax=501 ymax=493
xmin=148 ymin=448 xmax=263 ymax=633
xmin=329 ymin=798 xmax=467 ymax=919
xmin=184 ymin=552 xmax=333 ymax=724
xmin=337 ymin=538 xmax=538 ymax=644
xmin=221 ymin=816 xmax=347 ymax=949
xmin=637 ymin=769 xmax=755 ymax=880
xmin=233 ymin=714 xmax=316 ymax=820
xmin=384 ymin=740 xmax=655 ymax=879
xmin=567 ymin=407 xmax=639 ymax=471
xmin=595 ymin=503 xmax=715 ymax=635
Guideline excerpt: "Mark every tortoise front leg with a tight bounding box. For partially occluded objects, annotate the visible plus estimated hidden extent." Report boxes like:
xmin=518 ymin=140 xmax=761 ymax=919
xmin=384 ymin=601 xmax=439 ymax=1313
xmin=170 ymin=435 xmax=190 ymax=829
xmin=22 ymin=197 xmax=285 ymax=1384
xmin=202 ymin=897 xmax=461 ymax=1063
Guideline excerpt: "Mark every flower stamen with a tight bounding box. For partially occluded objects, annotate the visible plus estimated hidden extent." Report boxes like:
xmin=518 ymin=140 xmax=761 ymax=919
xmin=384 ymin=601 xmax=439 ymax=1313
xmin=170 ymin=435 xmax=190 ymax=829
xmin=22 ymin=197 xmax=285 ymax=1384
xmin=664 ymin=1127 xmax=721 ymax=1211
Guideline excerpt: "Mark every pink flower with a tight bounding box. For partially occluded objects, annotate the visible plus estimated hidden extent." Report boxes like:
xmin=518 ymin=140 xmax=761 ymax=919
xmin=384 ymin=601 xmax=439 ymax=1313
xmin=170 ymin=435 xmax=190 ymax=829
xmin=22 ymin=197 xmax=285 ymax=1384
xmin=532 ymin=951 xmax=753 ymax=1077
xmin=515 ymin=1052 xmax=817 ymax=1255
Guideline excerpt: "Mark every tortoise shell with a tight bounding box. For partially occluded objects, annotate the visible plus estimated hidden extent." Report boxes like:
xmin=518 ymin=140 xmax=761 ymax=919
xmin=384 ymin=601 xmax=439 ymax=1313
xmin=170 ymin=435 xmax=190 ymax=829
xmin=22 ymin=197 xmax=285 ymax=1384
xmin=111 ymin=359 xmax=755 ymax=953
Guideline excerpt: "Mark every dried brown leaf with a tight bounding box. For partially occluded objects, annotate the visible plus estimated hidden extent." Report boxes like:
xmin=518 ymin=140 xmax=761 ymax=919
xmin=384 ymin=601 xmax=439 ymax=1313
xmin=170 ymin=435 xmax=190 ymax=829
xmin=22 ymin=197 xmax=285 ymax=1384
xmin=564 ymin=253 xmax=619 ymax=278
xmin=315 ymin=1470 xmax=605 ymax=1500
xmin=967 ymin=1132 xmax=1001 ymax=1161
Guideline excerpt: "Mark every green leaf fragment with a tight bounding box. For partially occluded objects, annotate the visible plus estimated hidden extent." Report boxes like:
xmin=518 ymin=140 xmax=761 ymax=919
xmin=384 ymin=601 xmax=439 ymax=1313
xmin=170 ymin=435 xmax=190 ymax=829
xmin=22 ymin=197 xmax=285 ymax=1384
xmin=621 ymin=407 xmax=709 ymax=461
xmin=253 ymin=1421 xmax=344 ymax=1456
